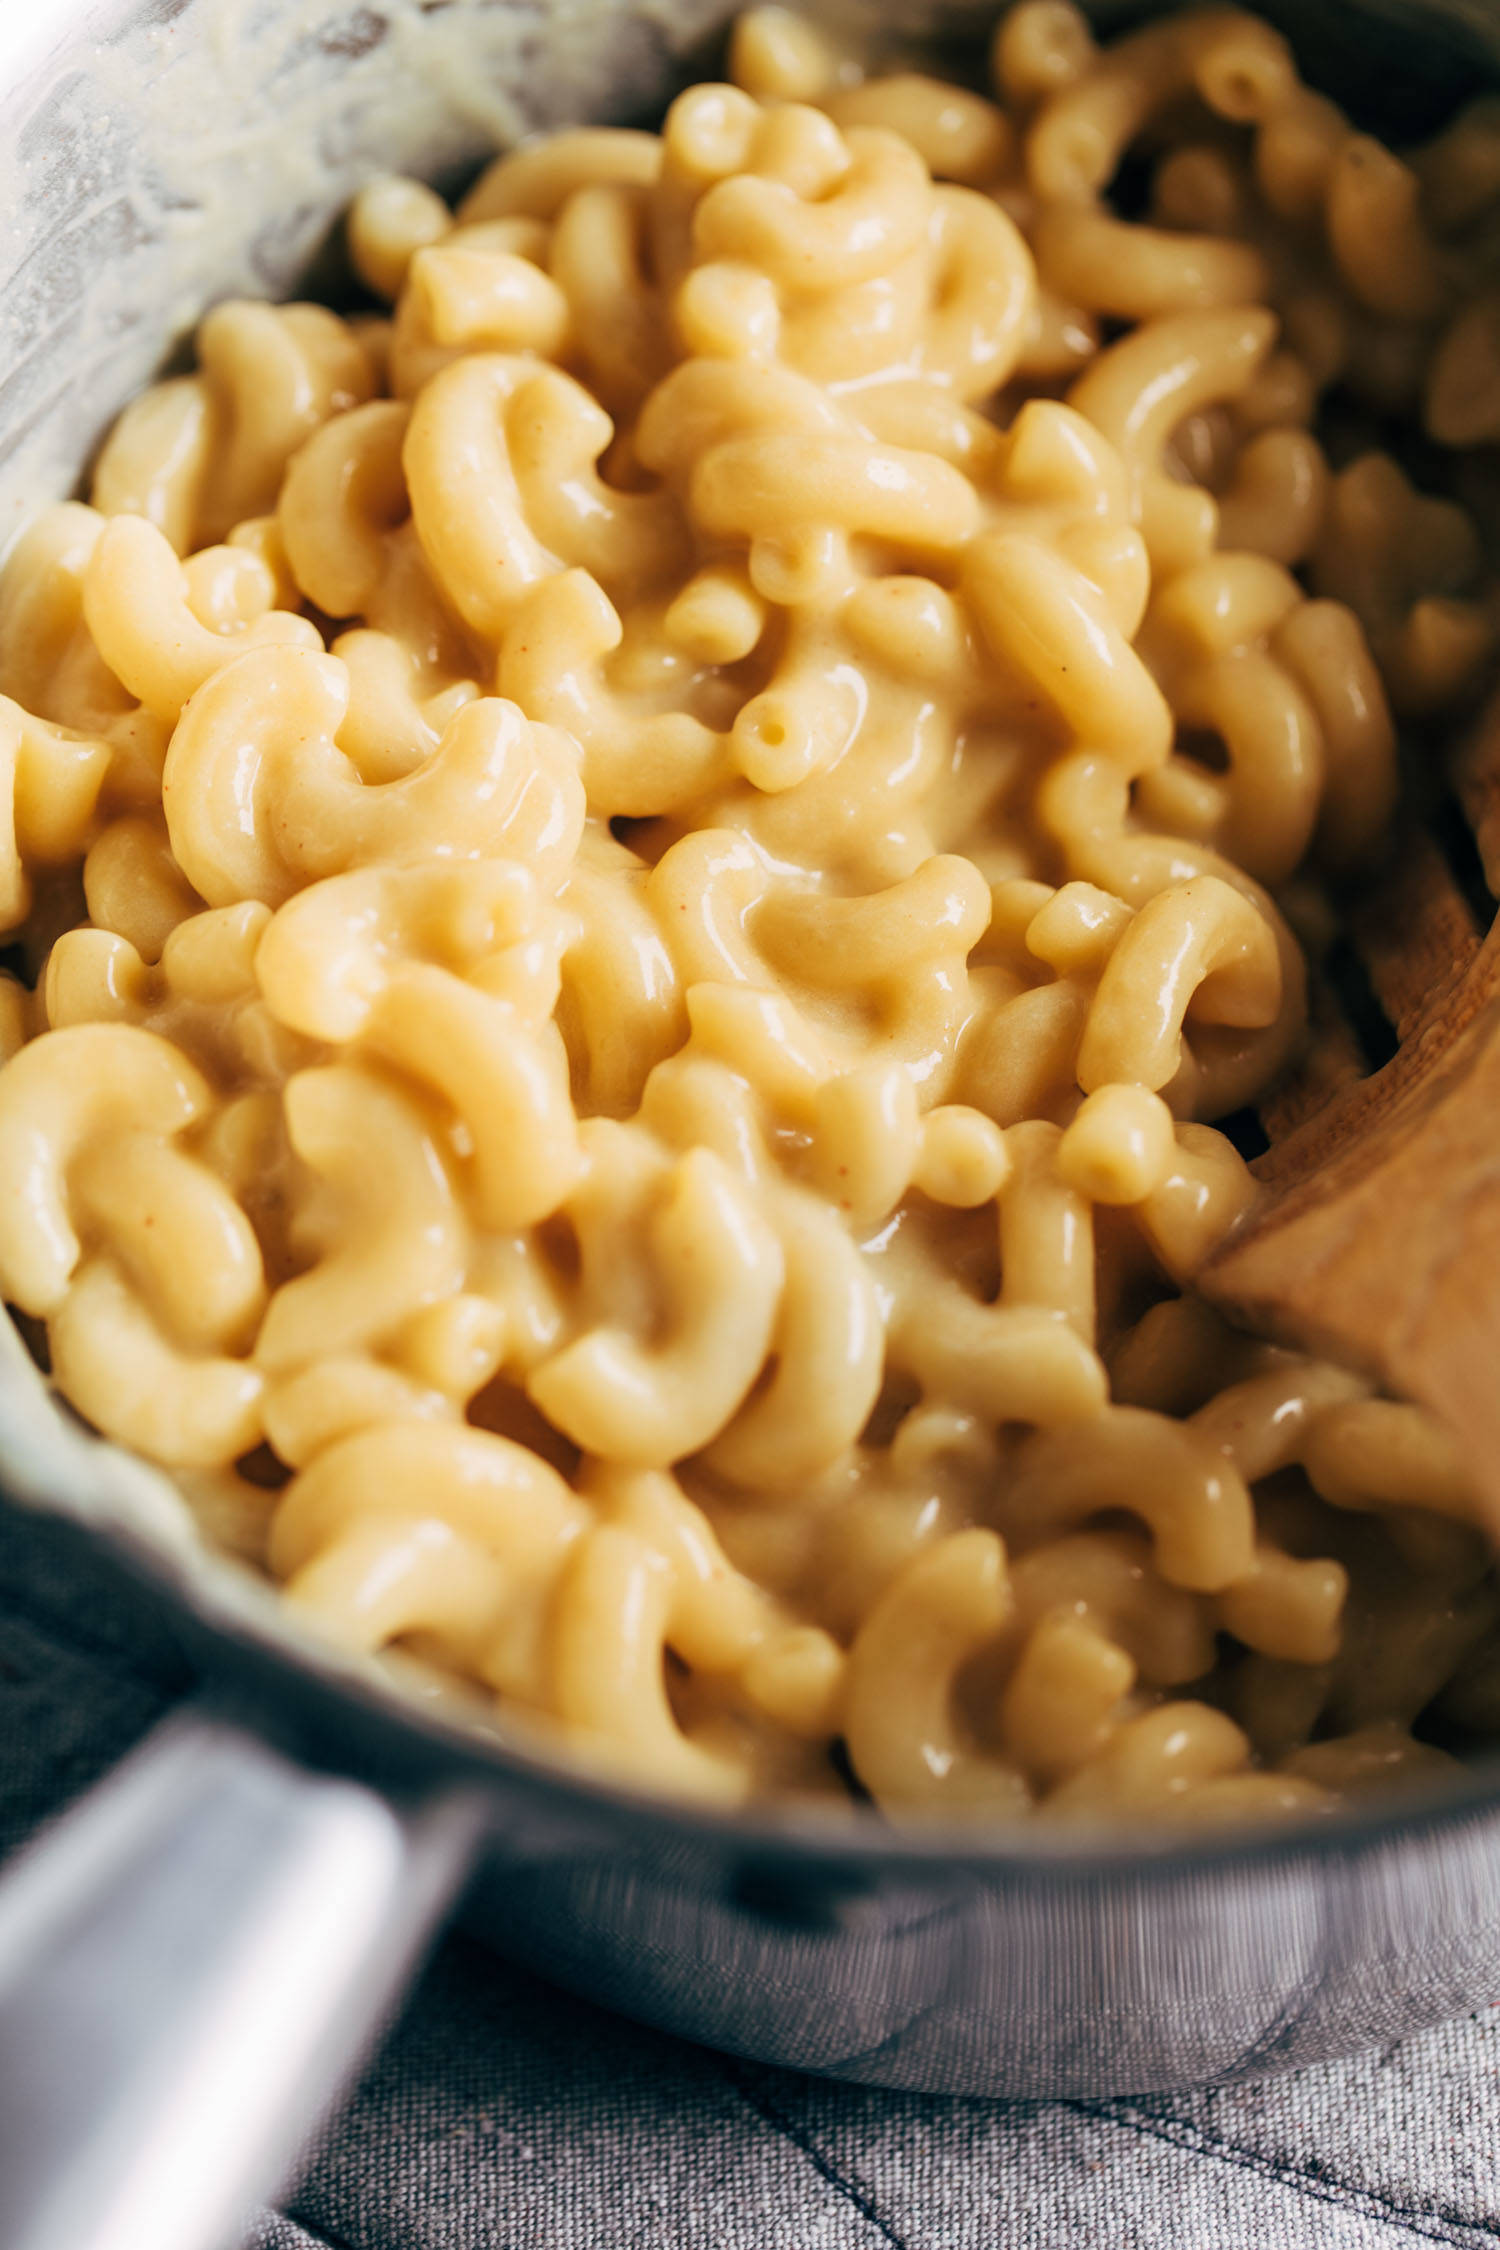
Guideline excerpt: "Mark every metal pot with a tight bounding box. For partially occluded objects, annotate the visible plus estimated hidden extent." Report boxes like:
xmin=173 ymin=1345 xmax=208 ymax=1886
xmin=1 ymin=4 xmax=1498 ymax=2246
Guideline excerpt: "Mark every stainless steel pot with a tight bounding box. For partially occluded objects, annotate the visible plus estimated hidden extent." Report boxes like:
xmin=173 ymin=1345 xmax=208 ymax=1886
xmin=1 ymin=3 xmax=1499 ymax=2246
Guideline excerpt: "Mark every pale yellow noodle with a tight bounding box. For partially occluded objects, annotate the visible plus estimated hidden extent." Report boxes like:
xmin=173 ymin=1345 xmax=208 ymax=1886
xmin=0 ymin=7 xmax=1490 ymax=1823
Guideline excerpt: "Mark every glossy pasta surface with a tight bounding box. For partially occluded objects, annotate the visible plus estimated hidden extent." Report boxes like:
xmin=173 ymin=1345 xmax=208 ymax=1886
xmin=1 ymin=1 xmax=1498 ymax=1821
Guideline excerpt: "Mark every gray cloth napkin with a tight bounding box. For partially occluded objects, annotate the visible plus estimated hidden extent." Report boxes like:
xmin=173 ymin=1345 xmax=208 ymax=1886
xmin=3 ymin=1508 xmax=1498 ymax=2250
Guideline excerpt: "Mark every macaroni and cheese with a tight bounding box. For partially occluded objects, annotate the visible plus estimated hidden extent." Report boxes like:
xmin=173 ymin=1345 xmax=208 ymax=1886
xmin=0 ymin=0 xmax=1496 ymax=1820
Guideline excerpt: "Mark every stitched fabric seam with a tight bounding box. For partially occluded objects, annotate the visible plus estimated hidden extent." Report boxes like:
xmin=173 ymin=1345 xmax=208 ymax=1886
xmin=723 ymin=2063 xmax=912 ymax=2250
xmin=1074 ymin=2100 xmax=1500 ymax=2247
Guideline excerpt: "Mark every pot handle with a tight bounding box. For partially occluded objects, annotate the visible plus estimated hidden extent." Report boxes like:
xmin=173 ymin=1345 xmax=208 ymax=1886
xmin=0 ymin=1710 xmax=482 ymax=2250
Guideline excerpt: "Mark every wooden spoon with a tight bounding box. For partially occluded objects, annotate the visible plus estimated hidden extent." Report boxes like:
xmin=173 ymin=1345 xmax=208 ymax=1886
xmin=1201 ymin=686 xmax=1500 ymax=1511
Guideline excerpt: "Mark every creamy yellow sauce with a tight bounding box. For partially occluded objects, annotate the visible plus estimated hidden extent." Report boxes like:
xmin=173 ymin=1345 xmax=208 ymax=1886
xmin=0 ymin=2 xmax=1495 ymax=1820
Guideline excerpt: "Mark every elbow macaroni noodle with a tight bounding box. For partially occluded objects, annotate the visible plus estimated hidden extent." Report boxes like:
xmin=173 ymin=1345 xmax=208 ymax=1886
xmin=0 ymin=1 xmax=1495 ymax=1821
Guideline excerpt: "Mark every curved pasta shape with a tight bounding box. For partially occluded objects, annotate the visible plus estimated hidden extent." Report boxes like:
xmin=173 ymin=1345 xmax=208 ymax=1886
xmin=648 ymin=828 xmax=772 ymax=990
xmin=1034 ymin=758 xmax=1309 ymax=1114
xmin=639 ymin=1040 xmax=784 ymax=1189
xmin=886 ymin=1269 xmax=1107 ymax=1426
xmin=999 ymin=1118 xmax=1095 ymax=1341
xmin=401 ymin=355 xmax=560 ymax=639
xmin=83 ymin=514 xmax=320 ymax=722
xmin=529 ymin=1139 xmax=785 ymax=1466
xmin=636 ymin=357 xmax=844 ymax=484
xmin=695 ymin=122 xmax=931 ymax=290
xmin=663 ymin=561 xmax=768 ymax=666
xmin=730 ymin=615 xmax=868 ymax=793
xmin=660 ymin=81 xmax=764 ymax=198
xmin=998 ymin=1610 xmax=1135 ymax=1781
xmin=1217 ymin=429 xmax=1329 ymax=567
xmin=1026 ymin=9 xmax=1293 ymax=204
xmin=498 ymin=571 xmax=726 ymax=816
xmin=164 ymin=647 xmax=582 ymax=908
xmin=673 ymin=979 xmax=830 ymax=1122
xmin=498 ymin=367 xmax=687 ymax=591
xmin=844 ymin=1530 xmax=1030 ymax=1815
xmin=1077 ymin=874 xmax=1282 ymax=1096
xmin=1008 ymin=1527 xmax=1215 ymax=1685
xmin=556 ymin=852 xmax=685 ymax=1117
xmin=752 ymin=854 xmax=990 ymax=1075
xmin=1143 ymin=549 xmax=1302 ymax=669
xmin=272 ymin=1419 xmax=587 ymax=1687
xmin=90 ymin=380 xmax=214 ymax=559
xmin=21 ymin=1084 xmax=269 ymax=1470
xmin=365 ymin=967 xmax=582 ymax=1228
xmin=918 ymin=187 xmax=1036 ymax=398
xmin=1190 ymin=1360 xmax=1369 ymax=1485
xmin=956 ymin=975 xmax=1089 ymax=1131
xmin=1044 ymin=1704 xmax=1314 ymax=1820
xmin=730 ymin=6 xmax=847 ymax=103
xmin=72 ymin=1128 xmax=265 ymax=1353
xmin=674 ymin=257 xmax=788 ymax=365
xmin=549 ymin=186 xmax=665 ymax=415
xmin=380 ymin=217 xmax=548 ymax=397
xmin=1168 ymin=651 xmax=1325 ymax=887
xmin=829 ymin=73 xmax=1010 ymax=185
xmin=703 ymin=1188 xmax=883 ymax=1487
xmin=197 ymin=304 xmax=377 ymax=535
xmin=255 ymin=859 xmax=537 ymax=1040
xmin=408 ymin=240 xmax=570 ymax=364
xmin=913 ymin=1103 xmax=1011 ymax=1208
xmin=94 ymin=303 xmax=376 ymax=553
xmin=263 ymin=1353 xmax=456 ymax=1469
xmin=989 ymin=394 xmax=1132 ymax=529
xmin=347 ymin=173 xmax=452 ymax=301
xmin=1032 ymin=203 xmax=1269 ymax=322
xmin=842 ymin=564 xmax=980 ymax=691
xmin=83 ymin=814 xmax=201 ymax=965
xmin=0 ymin=698 xmax=111 ymax=929
xmin=459 ymin=128 xmax=662 ymax=224
xmin=405 ymin=355 xmax=685 ymax=640
xmin=278 ymin=400 xmax=412 ymax=619
xmin=692 ymin=427 xmax=980 ymax=559
xmin=46 ymin=903 xmax=273 ymax=1051
xmin=41 ymin=929 xmax=150 ymax=1031
xmin=0 ymin=505 xmax=141 ymax=740
xmin=332 ymin=627 xmax=479 ymax=786
xmin=255 ymin=1064 xmax=470 ymax=1372
xmin=1068 ymin=307 xmax=1277 ymax=570
xmin=1272 ymin=602 xmax=1395 ymax=870
xmin=1326 ymin=136 xmax=1449 ymax=324
xmin=1056 ymin=1083 xmax=1176 ymax=1205
xmin=1135 ymin=1121 xmax=1258 ymax=1277
xmin=0 ymin=1023 xmax=212 ymax=1315
xmin=809 ymin=1060 xmax=922 ymax=1224
xmin=549 ymin=1524 xmax=750 ymax=1798
xmin=1311 ymin=452 xmax=1494 ymax=716
xmin=394 ymin=1293 xmax=510 ymax=1402
xmin=964 ymin=532 xmax=1172 ymax=776
xmin=992 ymin=0 xmax=1098 ymax=111
xmin=1301 ymin=1400 xmax=1486 ymax=1528
xmin=583 ymin=1460 xmax=845 ymax=1733
xmin=50 ymin=1256 xmax=264 ymax=1468
xmin=1216 ymin=1542 xmax=1346 ymax=1666
xmin=1005 ymin=1406 xmax=1258 ymax=1591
